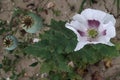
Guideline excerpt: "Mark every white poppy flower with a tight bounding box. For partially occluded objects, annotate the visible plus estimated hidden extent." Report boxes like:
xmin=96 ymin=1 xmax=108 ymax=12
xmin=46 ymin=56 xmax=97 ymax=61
xmin=65 ymin=9 xmax=116 ymax=51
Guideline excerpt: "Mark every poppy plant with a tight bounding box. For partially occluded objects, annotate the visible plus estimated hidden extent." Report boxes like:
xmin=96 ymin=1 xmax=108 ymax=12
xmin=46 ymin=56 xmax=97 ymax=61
xmin=65 ymin=9 xmax=116 ymax=51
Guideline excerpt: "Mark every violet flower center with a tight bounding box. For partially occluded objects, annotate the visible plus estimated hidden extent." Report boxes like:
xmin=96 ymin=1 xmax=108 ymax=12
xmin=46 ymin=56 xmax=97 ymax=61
xmin=77 ymin=30 xmax=85 ymax=37
xmin=87 ymin=20 xmax=100 ymax=39
xmin=102 ymin=30 xmax=106 ymax=35
xmin=88 ymin=20 xmax=100 ymax=28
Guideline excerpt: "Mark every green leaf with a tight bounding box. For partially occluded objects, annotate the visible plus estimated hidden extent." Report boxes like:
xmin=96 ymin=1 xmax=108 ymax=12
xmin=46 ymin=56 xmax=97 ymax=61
xmin=40 ymin=78 xmax=48 ymax=80
xmin=115 ymin=42 xmax=120 ymax=50
xmin=29 ymin=62 xmax=38 ymax=67
xmin=68 ymin=44 xmax=119 ymax=68
xmin=0 ymin=20 xmax=8 ymax=35
xmin=0 ymin=64 xmax=2 ymax=69
xmin=54 ymin=54 xmax=70 ymax=72
xmin=40 ymin=62 xmax=53 ymax=73
xmin=68 ymin=72 xmax=83 ymax=80
xmin=49 ymin=75 xmax=60 ymax=80
xmin=24 ymin=40 xmax=51 ymax=59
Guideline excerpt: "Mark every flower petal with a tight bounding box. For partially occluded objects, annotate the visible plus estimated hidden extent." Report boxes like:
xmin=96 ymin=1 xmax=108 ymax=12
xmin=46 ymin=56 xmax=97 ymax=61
xmin=65 ymin=23 xmax=87 ymax=41
xmin=99 ymin=22 xmax=116 ymax=38
xmin=97 ymin=36 xmax=114 ymax=46
xmin=66 ymin=23 xmax=81 ymax=41
xmin=106 ymin=42 xmax=114 ymax=46
xmin=103 ymin=14 xmax=116 ymax=24
xmin=74 ymin=41 xmax=88 ymax=51
xmin=68 ymin=20 xmax=87 ymax=31
xmin=73 ymin=14 xmax=86 ymax=23
xmin=97 ymin=36 xmax=110 ymax=43
xmin=81 ymin=8 xmax=106 ymax=22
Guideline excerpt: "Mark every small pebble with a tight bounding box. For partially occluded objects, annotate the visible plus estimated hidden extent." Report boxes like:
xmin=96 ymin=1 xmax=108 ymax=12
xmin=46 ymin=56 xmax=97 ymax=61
xmin=36 ymin=73 xmax=39 ymax=76
xmin=33 ymin=38 xmax=40 ymax=43
xmin=24 ymin=73 xmax=28 ymax=77
xmin=41 ymin=73 xmax=48 ymax=78
xmin=68 ymin=61 xmax=74 ymax=68
xmin=46 ymin=2 xmax=55 ymax=9
xmin=27 ymin=3 xmax=35 ymax=9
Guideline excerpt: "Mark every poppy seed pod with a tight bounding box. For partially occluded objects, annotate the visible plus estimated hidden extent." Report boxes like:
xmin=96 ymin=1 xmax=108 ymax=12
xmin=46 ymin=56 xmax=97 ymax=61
xmin=21 ymin=12 xmax=43 ymax=33
xmin=3 ymin=35 xmax=18 ymax=50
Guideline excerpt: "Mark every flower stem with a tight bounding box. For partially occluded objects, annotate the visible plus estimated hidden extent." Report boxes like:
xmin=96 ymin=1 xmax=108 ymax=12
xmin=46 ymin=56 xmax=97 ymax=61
xmin=78 ymin=0 xmax=86 ymax=13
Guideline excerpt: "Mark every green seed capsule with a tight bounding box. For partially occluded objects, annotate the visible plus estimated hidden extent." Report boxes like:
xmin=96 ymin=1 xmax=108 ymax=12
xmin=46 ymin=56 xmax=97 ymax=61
xmin=21 ymin=12 xmax=43 ymax=33
xmin=3 ymin=35 xmax=18 ymax=50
